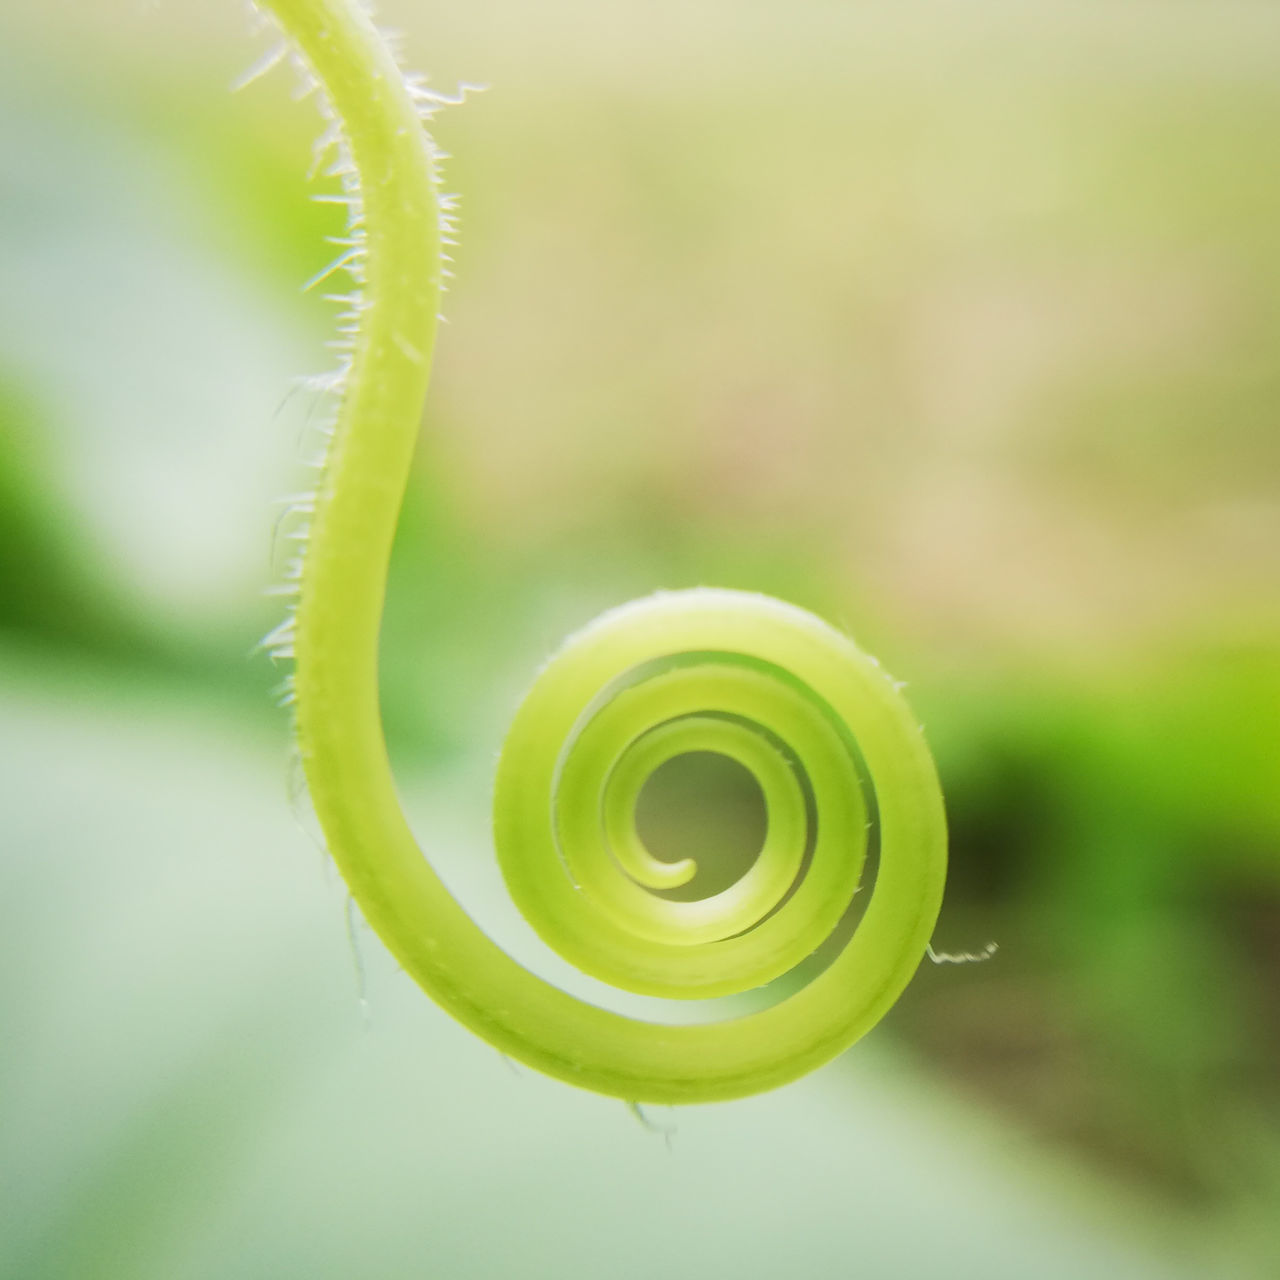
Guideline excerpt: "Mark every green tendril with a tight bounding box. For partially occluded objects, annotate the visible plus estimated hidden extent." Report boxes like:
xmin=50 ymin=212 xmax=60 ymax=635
xmin=257 ymin=0 xmax=947 ymax=1103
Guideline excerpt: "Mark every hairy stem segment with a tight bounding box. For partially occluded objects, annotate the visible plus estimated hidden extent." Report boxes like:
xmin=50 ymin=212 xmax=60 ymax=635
xmin=263 ymin=0 xmax=947 ymax=1103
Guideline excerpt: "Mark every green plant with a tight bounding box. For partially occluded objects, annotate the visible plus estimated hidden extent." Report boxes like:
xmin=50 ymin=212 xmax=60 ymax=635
xmin=256 ymin=0 xmax=946 ymax=1103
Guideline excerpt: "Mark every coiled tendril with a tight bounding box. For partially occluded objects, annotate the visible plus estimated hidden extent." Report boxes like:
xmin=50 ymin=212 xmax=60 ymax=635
xmin=256 ymin=0 xmax=947 ymax=1103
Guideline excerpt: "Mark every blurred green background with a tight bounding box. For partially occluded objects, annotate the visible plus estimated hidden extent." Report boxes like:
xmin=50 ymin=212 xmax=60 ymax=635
xmin=1 ymin=1 xmax=1278 ymax=1276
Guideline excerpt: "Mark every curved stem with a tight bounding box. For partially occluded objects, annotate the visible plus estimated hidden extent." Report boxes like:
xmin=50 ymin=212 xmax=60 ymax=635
xmin=261 ymin=0 xmax=948 ymax=1103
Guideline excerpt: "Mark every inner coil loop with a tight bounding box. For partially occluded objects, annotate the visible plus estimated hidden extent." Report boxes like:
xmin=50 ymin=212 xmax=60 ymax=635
xmin=495 ymin=595 xmax=880 ymax=1003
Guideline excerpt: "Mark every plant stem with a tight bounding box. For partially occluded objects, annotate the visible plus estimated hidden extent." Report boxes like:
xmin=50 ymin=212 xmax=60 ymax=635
xmin=259 ymin=0 xmax=948 ymax=1103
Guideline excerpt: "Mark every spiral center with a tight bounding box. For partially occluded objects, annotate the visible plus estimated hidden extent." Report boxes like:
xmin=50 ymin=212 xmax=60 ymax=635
xmin=633 ymin=751 xmax=767 ymax=901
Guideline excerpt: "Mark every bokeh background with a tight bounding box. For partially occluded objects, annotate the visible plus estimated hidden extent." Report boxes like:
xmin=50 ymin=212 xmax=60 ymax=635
xmin=2 ymin=1 xmax=1278 ymax=1276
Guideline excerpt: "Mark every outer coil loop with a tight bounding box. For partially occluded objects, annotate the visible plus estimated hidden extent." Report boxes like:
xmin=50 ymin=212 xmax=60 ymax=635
xmin=495 ymin=589 xmax=926 ymax=1005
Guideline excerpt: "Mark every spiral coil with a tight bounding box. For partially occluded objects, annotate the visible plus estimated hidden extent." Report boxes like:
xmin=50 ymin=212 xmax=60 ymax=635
xmin=259 ymin=0 xmax=947 ymax=1102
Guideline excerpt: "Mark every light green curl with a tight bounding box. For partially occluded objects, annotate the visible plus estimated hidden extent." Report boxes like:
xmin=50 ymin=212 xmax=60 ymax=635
xmin=262 ymin=0 xmax=948 ymax=1103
